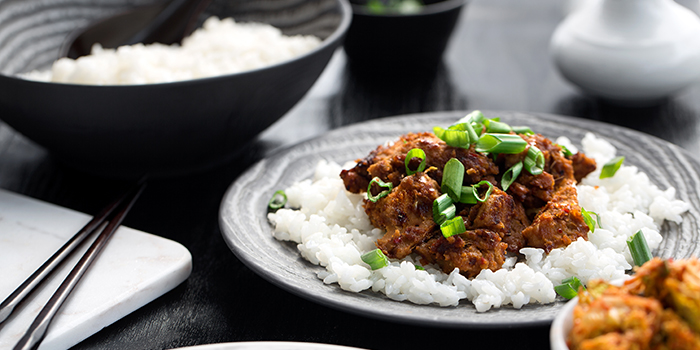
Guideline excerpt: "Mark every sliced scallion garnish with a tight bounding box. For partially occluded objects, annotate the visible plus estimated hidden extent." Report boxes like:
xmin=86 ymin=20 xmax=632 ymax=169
xmin=405 ymin=148 xmax=427 ymax=175
xmin=459 ymin=185 xmax=477 ymax=204
xmin=457 ymin=110 xmax=488 ymax=136
xmin=581 ymin=208 xmax=601 ymax=233
xmin=554 ymin=284 xmax=578 ymax=300
xmin=512 ymin=126 xmax=534 ymax=135
xmin=441 ymin=158 xmax=465 ymax=202
xmin=458 ymin=110 xmax=487 ymax=125
xmin=484 ymin=119 xmax=512 ymax=134
xmin=361 ymin=248 xmax=389 ymax=270
xmin=433 ymin=125 xmax=471 ymax=148
xmin=523 ymin=145 xmax=545 ymax=175
xmin=475 ymin=133 xmax=528 ymax=154
xmin=473 ymin=180 xmax=494 ymax=203
xmin=558 ymin=144 xmax=573 ymax=157
xmin=463 ymin=121 xmax=480 ymax=143
xmin=600 ymin=156 xmax=625 ymax=179
xmin=501 ymin=161 xmax=523 ymax=191
xmin=440 ymin=216 xmax=466 ymax=238
xmin=367 ymin=177 xmax=393 ymax=203
xmin=458 ymin=182 xmax=494 ymax=204
xmin=555 ymin=276 xmax=585 ymax=299
xmin=433 ymin=193 xmax=456 ymax=225
xmin=562 ymin=276 xmax=584 ymax=292
xmin=627 ymin=230 xmax=652 ymax=266
xmin=268 ymin=190 xmax=288 ymax=211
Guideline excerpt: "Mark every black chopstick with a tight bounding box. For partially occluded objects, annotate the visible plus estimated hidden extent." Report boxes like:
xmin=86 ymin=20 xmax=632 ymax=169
xmin=0 ymin=181 xmax=145 ymax=325
xmin=8 ymin=180 xmax=146 ymax=350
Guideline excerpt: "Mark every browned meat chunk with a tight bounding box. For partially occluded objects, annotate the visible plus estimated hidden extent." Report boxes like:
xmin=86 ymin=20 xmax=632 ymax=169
xmin=462 ymin=187 xmax=530 ymax=252
xmin=499 ymin=133 xmax=576 ymax=209
xmin=506 ymin=171 xmax=555 ymax=210
xmin=415 ymin=229 xmax=507 ymax=278
xmin=340 ymin=132 xmax=499 ymax=193
xmin=571 ymin=152 xmax=597 ymax=183
xmin=521 ymin=178 xmax=589 ymax=252
xmin=527 ymin=134 xmax=575 ymax=182
xmin=367 ymin=172 xmax=440 ymax=259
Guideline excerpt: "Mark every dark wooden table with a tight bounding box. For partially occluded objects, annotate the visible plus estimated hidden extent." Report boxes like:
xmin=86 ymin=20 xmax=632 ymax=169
xmin=2 ymin=0 xmax=699 ymax=349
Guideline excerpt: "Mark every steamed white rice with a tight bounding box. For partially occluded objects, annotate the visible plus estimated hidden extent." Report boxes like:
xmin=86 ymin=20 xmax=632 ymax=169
xmin=267 ymin=133 xmax=690 ymax=312
xmin=21 ymin=17 xmax=321 ymax=85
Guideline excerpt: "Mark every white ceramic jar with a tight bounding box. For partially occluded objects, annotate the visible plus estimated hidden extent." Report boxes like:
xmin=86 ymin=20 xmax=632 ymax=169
xmin=551 ymin=0 xmax=700 ymax=104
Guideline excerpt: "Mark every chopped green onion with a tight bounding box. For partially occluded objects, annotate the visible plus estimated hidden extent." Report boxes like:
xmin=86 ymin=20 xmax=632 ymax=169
xmin=512 ymin=126 xmax=534 ymax=135
xmin=268 ymin=190 xmax=287 ymax=211
xmin=459 ymin=185 xmax=477 ymax=204
xmin=501 ymin=161 xmax=523 ymax=191
xmin=405 ymin=148 xmax=427 ymax=175
xmin=437 ymin=122 xmax=480 ymax=147
xmin=367 ymin=177 xmax=393 ymax=203
xmin=600 ymin=156 xmax=625 ymax=179
xmin=415 ymin=265 xmax=425 ymax=271
xmin=433 ymin=126 xmax=471 ymax=148
xmin=463 ymin=121 xmax=480 ymax=144
xmin=459 ymin=181 xmax=494 ymax=204
xmin=458 ymin=110 xmax=487 ymax=125
xmin=475 ymin=133 xmax=528 ymax=154
xmin=523 ymin=145 xmax=545 ymax=175
xmin=457 ymin=111 xmax=488 ymax=136
xmin=554 ymin=284 xmax=578 ymax=299
xmin=433 ymin=193 xmax=456 ymax=225
xmin=581 ymin=208 xmax=601 ymax=233
xmin=627 ymin=230 xmax=652 ymax=266
xmin=555 ymin=276 xmax=585 ymax=299
xmin=361 ymin=248 xmax=389 ymax=270
xmin=441 ymin=158 xmax=465 ymax=202
xmin=563 ymin=276 xmax=585 ymax=292
xmin=485 ymin=119 xmax=512 ymax=134
xmin=440 ymin=216 xmax=466 ymax=238
xmin=558 ymin=144 xmax=573 ymax=157
xmin=473 ymin=181 xmax=494 ymax=203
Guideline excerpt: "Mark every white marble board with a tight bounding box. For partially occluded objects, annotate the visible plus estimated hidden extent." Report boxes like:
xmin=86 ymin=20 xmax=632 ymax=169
xmin=0 ymin=189 xmax=192 ymax=350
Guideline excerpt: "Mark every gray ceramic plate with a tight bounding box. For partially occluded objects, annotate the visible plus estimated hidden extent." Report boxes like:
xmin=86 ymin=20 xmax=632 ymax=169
xmin=219 ymin=110 xmax=700 ymax=328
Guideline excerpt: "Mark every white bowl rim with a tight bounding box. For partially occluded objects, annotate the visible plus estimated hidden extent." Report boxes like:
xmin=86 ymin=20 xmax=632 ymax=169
xmin=550 ymin=297 xmax=577 ymax=350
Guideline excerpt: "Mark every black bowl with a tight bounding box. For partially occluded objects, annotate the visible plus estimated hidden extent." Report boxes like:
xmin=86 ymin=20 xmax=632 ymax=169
xmin=0 ymin=0 xmax=351 ymax=178
xmin=343 ymin=0 xmax=466 ymax=71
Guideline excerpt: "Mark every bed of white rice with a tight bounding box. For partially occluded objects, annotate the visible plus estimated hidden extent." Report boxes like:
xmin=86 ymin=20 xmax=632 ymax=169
xmin=267 ymin=133 xmax=690 ymax=312
xmin=21 ymin=17 xmax=321 ymax=85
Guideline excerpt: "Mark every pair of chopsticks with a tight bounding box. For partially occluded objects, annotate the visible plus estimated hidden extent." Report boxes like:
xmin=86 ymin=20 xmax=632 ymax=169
xmin=0 ymin=179 xmax=147 ymax=350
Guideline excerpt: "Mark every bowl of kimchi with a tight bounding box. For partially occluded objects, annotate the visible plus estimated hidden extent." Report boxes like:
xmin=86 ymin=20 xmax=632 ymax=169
xmin=550 ymin=257 xmax=700 ymax=350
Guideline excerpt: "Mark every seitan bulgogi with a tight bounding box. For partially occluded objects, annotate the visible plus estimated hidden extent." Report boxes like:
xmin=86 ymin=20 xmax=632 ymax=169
xmin=340 ymin=115 xmax=597 ymax=278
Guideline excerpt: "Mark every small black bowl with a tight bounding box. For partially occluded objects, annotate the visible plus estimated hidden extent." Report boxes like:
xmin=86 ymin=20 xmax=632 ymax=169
xmin=0 ymin=0 xmax=351 ymax=178
xmin=344 ymin=0 xmax=466 ymax=71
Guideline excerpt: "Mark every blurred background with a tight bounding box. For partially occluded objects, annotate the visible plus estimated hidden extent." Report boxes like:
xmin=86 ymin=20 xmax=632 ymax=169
xmin=262 ymin=0 xmax=700 ymax=152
